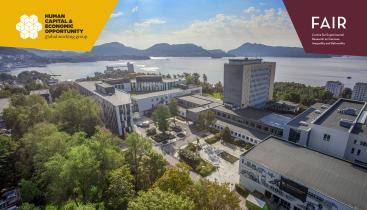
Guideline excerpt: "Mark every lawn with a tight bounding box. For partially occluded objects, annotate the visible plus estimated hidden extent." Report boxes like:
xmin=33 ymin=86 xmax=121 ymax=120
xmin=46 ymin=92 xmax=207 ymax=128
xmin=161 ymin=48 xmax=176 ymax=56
xmin=203 ymin=92 xmax=224 ymax=100
xmin=218 ymin=151 xmax=239 ymax=164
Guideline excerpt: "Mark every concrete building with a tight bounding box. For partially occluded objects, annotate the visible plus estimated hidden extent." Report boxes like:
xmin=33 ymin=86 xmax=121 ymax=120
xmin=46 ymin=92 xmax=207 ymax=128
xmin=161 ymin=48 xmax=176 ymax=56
xmin=239 ymin=136 xmax=367 ymax=210
xmin=103 ymin=75 xmax=185 ymax=93
xmin=352 ymin=82 xmax=367 ymax=102
xmin=30 ymin=89 xmax=52 ymax=103
xmin=223 ymin=58 xmax=275 ymax=109
xmin=265 ymin=100 xmax=300 ymax=114
xmin=131 ymin=86 xmax=202 ymax=116
xmin=283 ymin=98 xmax=367 ymax=166
xmin=106 ymin=62 xmax=135 ymax=73
xmin=212 ymin=105 xmax=292 ymax=139
xmin=76 ymin=81 xmax=133 ymax=136
xmin=325 ymin=81 xmax=344 ymax=97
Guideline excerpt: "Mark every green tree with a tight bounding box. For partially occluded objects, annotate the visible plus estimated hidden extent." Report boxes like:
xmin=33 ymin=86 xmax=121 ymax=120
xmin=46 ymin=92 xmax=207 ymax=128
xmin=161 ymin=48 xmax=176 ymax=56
xmin=128 ymin=188 xmax=195 ymax=210
xmin=19 ymin=203 xmax=41 ymax=210
xmin=105 ymin=166 xmax=135 ymax=210
xmin=196 ymin=111 xmax=216 ymax=131
xmin=192 ymin=180 xmax=240 ymax=210
xmin=168 ymin=99 xmax=179 ymax=125
xmin=214 ymin=81 xmax=223 ymax=93
xmin=0 ymin=134 xmax=16 ymax=189
xmin=220 ymin=127 xmax=232 ymax=142
xmin=53 ymin=90 xmax=102 ymax=136
xmin=138 ymin=151 xmax=166 ymax=190
xmin=3 ymin=95 xmax=51 ymax=139
xmin=19 ymin=179 xmax=42 ymax=203
xmin=202 ymin=74 xmax=208 ymax=84
xmin=153 ymin=165 xmax=193 ymax=196
xmin=152 ymin=105 xmax=171 ymax=133
xmin=125 ymin=133 xmax=152 ymax=190
xmin=50 ymin=82 xmax=77 ymax=99
xmin=192 ymin=73 xmax=200 ymax=85
xmin=341 ymin=87 xmax=352 ymax=99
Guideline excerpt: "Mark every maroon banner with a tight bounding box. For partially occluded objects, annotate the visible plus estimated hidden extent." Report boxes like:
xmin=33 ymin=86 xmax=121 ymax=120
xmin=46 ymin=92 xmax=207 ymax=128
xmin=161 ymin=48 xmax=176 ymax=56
xmin=283 ymin=0 xmax=367 ymax=56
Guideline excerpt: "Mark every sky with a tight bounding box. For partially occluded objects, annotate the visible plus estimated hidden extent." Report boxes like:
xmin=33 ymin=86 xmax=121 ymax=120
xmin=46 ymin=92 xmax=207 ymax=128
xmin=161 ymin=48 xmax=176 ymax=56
xmin=96 ymin=0 xmax=302 ymax=51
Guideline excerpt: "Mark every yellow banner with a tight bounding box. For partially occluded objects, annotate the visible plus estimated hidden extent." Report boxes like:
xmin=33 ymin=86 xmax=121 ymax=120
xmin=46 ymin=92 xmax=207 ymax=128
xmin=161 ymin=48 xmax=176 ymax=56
xmin=1 ymin=0 xmax=118 ymax=51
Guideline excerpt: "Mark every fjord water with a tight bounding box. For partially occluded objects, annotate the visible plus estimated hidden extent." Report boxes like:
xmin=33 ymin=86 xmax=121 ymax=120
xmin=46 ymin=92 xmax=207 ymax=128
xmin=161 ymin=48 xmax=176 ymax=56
xmin=10 ymin=57 xmax=367 ymax=88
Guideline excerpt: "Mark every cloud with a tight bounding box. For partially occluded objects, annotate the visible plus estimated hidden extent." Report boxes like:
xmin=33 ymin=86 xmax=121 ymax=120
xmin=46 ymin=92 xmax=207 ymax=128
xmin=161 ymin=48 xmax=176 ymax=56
xmin=131 ymin=18 xmax=166 ymax=32
xmin=244 ymin=6 xmax=259 ymax=14
xmin=132 ymin=6 xmax=139 ymax=13
xmin=97 ymin=8 xmax=301 ymax=50
xmin=110 ymin=11 xmax=123 ymax=18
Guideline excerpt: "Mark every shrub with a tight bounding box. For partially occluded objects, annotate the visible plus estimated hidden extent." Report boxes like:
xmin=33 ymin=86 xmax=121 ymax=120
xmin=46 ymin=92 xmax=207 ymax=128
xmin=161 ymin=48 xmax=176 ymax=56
xmin=178 ymin=149 xmax=201 ymax=167
xmin=235 ymin=184 xmax=249 ymax=197
xmin=205 ymin=136 xmax=219 ymax=144
xmin=195 ymin=160 xmax=216 ymax=177
xmin=146 ymin=128 xmax=156 ymax=136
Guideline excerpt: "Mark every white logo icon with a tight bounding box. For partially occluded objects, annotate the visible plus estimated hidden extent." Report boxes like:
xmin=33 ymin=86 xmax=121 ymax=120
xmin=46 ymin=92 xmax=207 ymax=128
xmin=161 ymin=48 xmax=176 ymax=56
xmin=16 ymin=15 xmax=42 ymax=39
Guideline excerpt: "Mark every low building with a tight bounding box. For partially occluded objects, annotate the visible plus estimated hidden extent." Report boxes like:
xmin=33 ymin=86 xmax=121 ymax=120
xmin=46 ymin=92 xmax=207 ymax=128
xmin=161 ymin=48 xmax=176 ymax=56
xmin=212 ymin=120 xmax=268 ymax=145
xmin=103 ymin=75 xmax=186 ymax=93
xmin=106 ymin=62 xmax=135 ymax=73
xmin=325 ymin=81 xmax=344 ymax=97
xmin=30 ymin=89 xmax=52 ymax=103
xmin=131 ymin=86 xmax=202 ymax=116
xmin=352 ymin=82 xmax=367 ymax=102
xmin=283 ymin=98 xmax=367 ymax=166
xmin=239 ymin=136 xmax=367 ymax=210
xmin=76 ymin=81 xmax=133 ymax=136
xmin=266 ymin=100 xmax=300 ymax=114
xmin=211 ymin=105 xmax=292 ymax=138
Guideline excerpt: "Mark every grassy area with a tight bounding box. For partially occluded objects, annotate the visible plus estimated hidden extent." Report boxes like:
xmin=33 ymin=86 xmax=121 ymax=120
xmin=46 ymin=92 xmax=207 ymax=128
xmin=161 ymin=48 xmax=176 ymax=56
xmin=195 ymin=160 xmax=216 ymax=177
xmin=203 ymin=92 xmax=224 ymax=100
xmin=151 ymin=133 xmax=175 ymax=143
xmin=224 ymin=138 xmax=254 ymax=150
xmin=218 ymin=151 xmax=239 ymax=163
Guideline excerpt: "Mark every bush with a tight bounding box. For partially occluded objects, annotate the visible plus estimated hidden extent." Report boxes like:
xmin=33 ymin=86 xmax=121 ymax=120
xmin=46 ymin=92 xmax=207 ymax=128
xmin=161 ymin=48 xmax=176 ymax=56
xmin=218 ymin=151 xmax=239 ymax=164
xmin=235 ymin=184 xmax=249 ymax=197
xmin=146 ymin=128 xmax=156 ymax=136
xmin=195 ymin=160 xmax=216 ymax=177
xmin=152 ymin=133 xmax=175 ymax=142
xmin=205 ymin=136 xmax=219 ymax=144
xmin=178 ymin=149 xmax=201 ymax=167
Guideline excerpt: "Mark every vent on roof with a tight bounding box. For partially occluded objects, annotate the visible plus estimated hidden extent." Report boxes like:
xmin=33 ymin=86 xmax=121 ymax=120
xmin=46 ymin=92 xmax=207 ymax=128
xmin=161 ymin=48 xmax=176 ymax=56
xmin=339 ymin=119 xmax=354 ymax=128
xmin=299 ymin=121 xmax=309 ymax=126
xmin=314 ymin=110 xmax=322 ymax=114
xmin=338 ymin=108 xmax=357 ymax=116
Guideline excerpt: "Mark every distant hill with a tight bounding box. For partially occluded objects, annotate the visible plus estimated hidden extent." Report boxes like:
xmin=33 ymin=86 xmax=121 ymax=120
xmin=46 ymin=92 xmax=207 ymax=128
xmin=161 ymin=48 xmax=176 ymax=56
xmin=207 ymin=49 xmax=234 ymax=58
xmin=0 ymin=47 xmax=51 ymax=70
xmin=143 ymin=43 xmax=210 ymax=57
xmin=88 ymin=42 xmax=143 ymax=57
xmin=24 ymin=48 xmax=81 ymax=57
xmin=228 ymin=42 xmax=331 ymax=58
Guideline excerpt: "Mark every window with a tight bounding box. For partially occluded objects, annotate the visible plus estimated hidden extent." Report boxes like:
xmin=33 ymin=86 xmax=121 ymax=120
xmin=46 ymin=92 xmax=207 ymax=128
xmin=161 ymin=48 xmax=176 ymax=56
xmin=351 ymin=148 xmax=355 ymax=154
xmin=354 ymin=139 xmax=358 ymax=144
xmin=357 ymin=149 xmax=361 ymax=156
xmin=323 ymin=134 xmax=331 ymax=141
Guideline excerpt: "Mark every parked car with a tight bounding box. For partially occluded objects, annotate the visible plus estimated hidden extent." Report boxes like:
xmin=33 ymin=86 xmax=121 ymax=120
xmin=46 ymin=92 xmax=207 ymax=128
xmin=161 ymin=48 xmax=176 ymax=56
xmin=137 ymin=121 xmax=151 ymax=128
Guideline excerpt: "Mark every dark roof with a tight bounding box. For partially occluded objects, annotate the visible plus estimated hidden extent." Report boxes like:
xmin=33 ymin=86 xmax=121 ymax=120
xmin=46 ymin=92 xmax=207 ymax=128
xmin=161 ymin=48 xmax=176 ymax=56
xmin=287 ymin=103 xmax=329 ymax=129
xmin=212 ymin=105 xmax=272 ymax=121
xmin=136 ymin=75 xmax=163 ymax=83
xmin=103 ymin=78 xmax=131 ymax=85
xmin=243 ymin=137 xmax=367 ymax=209
xmin=178 ymin=95 xmax=212 ymax=106
xmin=314 ymin=99 xmax=365 ymax=132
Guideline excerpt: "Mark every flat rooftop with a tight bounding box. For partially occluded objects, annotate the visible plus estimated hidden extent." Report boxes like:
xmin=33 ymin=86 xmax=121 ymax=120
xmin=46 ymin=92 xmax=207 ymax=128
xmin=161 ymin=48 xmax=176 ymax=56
xmin=351 ymin=105 xmax=367 ymax=137
xmin=178 ymin=95 xmax=212 ymax=106
xmin=212 ymin=105 xmax=291 ymax=128
xmin=314 ymin=99 xmax=365 ymax=132
xmin=243 ymin=137 xmax=367 ymax=209
xmin=215 ymin=120 xmax=268 ymax=140
xmin=186 ymin=102 xmax=222 ymax=113
xmin=131 ymin=88 xmax=184 ymax=100
xmin=288 ymin=103 xmax=329 ymax=129
xmin=77 ymin=81 xmax=131 ymax=106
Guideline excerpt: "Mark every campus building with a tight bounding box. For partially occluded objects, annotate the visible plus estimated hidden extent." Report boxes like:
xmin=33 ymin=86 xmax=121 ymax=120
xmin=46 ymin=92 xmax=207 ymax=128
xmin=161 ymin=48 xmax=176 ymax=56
xmin=223 ymin=58 xmax=275 ymax=109
xmin=76 ymin=81 xmax=133 ymax=136
xmin=131 ymin=86 xmax=202 ymax=116
xmin=239 ymin=136 xmax=367 ymax=210
xmin=352 ymin=82 xmax=367 ymax=102
xmin=283 ymin=98 xmax=367 ymax=166
xmin=325 ymin=81 xmax=344 ymax=97
xmin=103 ymin=75 xmax=186 ymax=93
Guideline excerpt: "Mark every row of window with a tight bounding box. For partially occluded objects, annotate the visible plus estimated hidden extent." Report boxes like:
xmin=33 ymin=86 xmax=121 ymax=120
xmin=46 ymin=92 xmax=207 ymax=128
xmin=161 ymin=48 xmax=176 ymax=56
xmin=351 ymin=148 xmax=362 ymax=156
xmin=212 ymin=124 xmax=259 ymax=144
